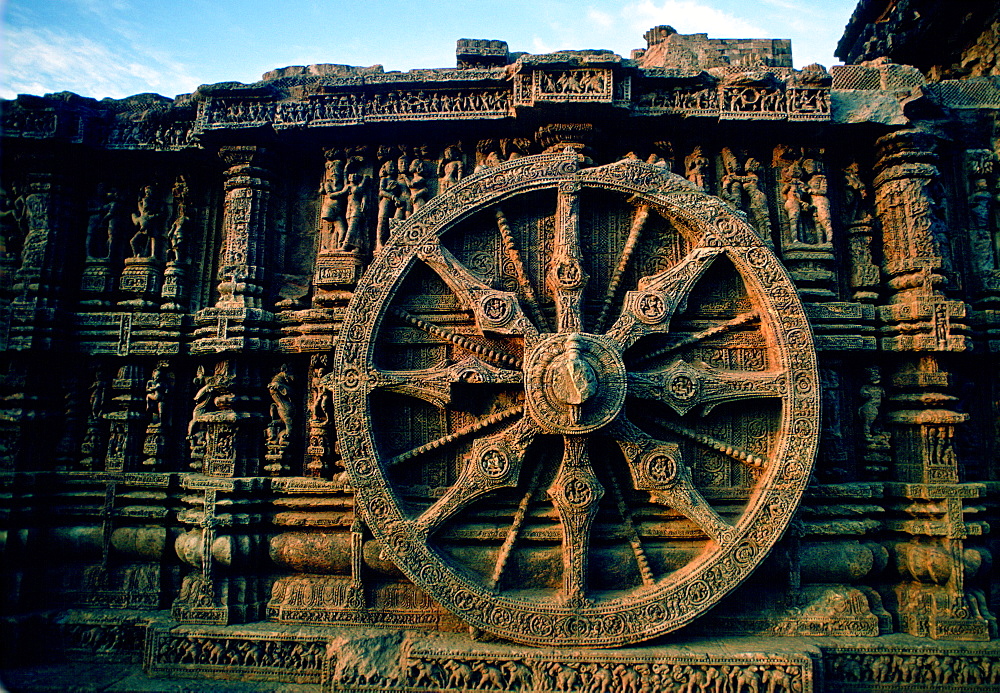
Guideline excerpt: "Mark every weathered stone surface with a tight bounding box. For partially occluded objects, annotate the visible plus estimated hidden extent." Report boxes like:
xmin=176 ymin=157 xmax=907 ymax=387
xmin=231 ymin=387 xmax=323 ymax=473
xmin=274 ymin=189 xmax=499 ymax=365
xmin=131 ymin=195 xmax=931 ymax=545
xmin=2 ymin=7 xmax=1000 ymax=691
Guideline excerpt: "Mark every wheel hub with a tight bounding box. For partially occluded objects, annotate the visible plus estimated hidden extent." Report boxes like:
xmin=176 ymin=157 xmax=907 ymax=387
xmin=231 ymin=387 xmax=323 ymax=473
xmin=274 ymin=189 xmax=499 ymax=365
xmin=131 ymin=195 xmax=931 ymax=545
xmin=525 ymin=332 xmax=626 ymax=434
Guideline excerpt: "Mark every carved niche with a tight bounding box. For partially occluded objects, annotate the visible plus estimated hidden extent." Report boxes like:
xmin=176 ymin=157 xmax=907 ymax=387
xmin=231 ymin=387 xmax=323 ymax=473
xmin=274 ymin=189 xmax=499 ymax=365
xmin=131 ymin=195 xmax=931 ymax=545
xmin=332 ymin=151 xmax=820 ymax=646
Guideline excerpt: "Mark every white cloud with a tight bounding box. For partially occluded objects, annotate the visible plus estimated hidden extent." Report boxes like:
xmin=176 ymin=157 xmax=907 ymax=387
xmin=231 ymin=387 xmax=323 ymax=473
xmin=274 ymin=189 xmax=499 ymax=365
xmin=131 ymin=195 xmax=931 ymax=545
xmin=0 ymin=25 xmax=198 ymax=99
xmin=586 ymin=8 xmax=615 ymax=29
xmin=516 ymin=0 xmax=770 ymax=60
xmin=531 ymin=36 xmax=557 ymax=54
xmin=760 ymin=0 xmax=802 ymax=11
xmin=623 ymin=0 xmax=767 ymax=39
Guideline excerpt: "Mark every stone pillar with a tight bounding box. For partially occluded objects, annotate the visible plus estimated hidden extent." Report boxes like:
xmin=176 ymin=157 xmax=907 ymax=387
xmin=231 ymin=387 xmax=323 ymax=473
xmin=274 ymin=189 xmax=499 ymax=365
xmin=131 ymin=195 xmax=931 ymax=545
xmin=103 ymin=363 xmax=148 ymax=473
xmin=1 ymin=160 xmax=74 ymax=471
xmin=192 ymin=146 xmax=275 ymax=354
xmin=172 ymin=478 xmax=269 ymax=625
xmin=8 ymin=167 xmax=70 ymax=349
xmin=872 ymin=129 xmax=994 ymax=640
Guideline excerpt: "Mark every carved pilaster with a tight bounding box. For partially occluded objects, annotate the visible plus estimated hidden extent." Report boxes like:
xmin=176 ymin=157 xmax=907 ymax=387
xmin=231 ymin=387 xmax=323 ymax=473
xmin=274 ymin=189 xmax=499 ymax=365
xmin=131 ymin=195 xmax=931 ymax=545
xmin=103 ymin=363 xmax=148 ymax=473
xmin=872 ymin=130 xmax=990 ymax=640
xmin=172 ymin=477 xmax=268 ymax=625
xmin=873 ymin=131 xmax=970 ymax=482
xmin=962 ymin=149 xmax=1000 ymax=302
xmin=8 ymin=165 xmax=71 ymax=351
xmin=191 ymin=146 xmax=275 ymax=354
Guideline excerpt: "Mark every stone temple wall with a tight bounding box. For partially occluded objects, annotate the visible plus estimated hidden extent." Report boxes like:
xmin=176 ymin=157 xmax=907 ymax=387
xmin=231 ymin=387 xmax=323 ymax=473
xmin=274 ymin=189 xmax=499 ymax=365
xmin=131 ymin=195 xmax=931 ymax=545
xmin=1 ymin=22 xmax=999 ymax=693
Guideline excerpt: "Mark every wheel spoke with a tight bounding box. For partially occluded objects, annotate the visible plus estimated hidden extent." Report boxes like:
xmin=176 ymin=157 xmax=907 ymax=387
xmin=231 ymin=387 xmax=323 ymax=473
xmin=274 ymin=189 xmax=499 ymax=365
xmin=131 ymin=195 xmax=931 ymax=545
xmin=416 ymin=241 xmax=539 ymax=340
xmin=604 ymin=246 xmax=723 ymax=351
xmin=489 ymin=461 xmax=545 ymax=590
xmin=613 ymin=418 xmax=735 ymax=546
xmin=657 ymin=420 xmax=766 ymax=470
xmin=386 ymin=403 xmax=524 ymax=468
xmin=596 ymin=202 xmax=651 ymax=332
xmin=627 ymin=360 xmax=788 ymax=416
xmin=547 ymin=435 xmax=604 ymax=605
xmin=496 ymin=206 xmax=549 ymax=331
xmin=415 ymin=414 xmax=538 ymax=536
xmin=605 ymin=464 xmax=655 ymax=586
xmin=391 ymin=307 xmax=521 ymax=368
xmin=371 ymin=356 xmax=523 ymax=408
xmin=631 ymin=311 xmax=760 ymax=367
xmin=547 ymin=183 xmax=588 ymax=332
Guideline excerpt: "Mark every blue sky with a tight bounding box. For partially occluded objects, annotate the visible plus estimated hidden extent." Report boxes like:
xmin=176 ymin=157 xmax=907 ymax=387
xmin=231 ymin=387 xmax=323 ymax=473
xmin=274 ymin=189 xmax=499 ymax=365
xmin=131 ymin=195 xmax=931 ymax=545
xmin=1 ymin=0 xmax=860 ymax=100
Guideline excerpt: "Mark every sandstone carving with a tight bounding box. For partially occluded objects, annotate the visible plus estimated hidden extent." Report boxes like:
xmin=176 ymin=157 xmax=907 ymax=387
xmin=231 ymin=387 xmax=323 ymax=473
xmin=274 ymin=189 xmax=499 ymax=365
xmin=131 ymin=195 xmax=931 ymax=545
xmin=1 ymin=8 xmax=998 ymax=692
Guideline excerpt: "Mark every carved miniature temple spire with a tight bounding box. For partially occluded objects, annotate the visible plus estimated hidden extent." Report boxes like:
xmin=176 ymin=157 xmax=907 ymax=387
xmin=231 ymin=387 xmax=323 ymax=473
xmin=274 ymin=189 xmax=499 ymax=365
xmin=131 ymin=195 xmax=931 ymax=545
xmin=215 ymin=146 xmax=271 ymax=310
xmin=191 ymin=145 xmax=276 ymax=354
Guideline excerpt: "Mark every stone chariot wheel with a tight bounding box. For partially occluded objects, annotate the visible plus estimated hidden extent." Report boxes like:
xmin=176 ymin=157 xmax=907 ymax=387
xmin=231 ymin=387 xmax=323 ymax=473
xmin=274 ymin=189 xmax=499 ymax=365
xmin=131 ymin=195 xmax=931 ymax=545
xmin=333 ymin=152 xmax=819 ymax=647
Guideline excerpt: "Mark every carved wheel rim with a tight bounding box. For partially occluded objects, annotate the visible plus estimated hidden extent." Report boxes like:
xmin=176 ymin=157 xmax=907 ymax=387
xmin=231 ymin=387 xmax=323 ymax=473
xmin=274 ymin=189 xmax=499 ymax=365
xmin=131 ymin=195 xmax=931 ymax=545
xmin=334 ymin=153 xmax=819 ymax=647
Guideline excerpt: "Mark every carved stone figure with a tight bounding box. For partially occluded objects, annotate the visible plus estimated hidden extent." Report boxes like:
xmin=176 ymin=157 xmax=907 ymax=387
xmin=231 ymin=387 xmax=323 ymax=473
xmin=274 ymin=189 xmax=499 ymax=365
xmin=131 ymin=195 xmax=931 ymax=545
xmin=404 ymin=158 xmax=430 ymax=216
xmin=804 ymin=158 xmax=834 ymax=244
xmin=859 ymin=367 xmax=888 ymax=447
xmin=781 ymin=163 xmax=811 ymax=244
xmin=129 ymin=184 xmax=164 ymax=258
xmin=86 ymin=187 xmax=125 ymax=259
xmin=319 ymin=152 xmax=349 ymax=251
xmin=342 ymin=169 xmax=371 ymax=252
xmin=165 ymin=176 xmax=191 ymax=265
xmin=267 ymin=363 xmax=295 ymax=446
xmin=684 ymin=145 xmax=710 ymax=191
xmin=744 ymin=158 xmax=773 ymax=243
xmin=309 ymin=354 xmax=334 ymax=423
xmin=437 ymin=145 xmax=465 ymax=192
xmin=968 ymin=176 xmax=999 ymax=273
xmin=475 ymin=139 xmax=502 ymax=172
xmin=843 ymin=161 xmax=870 ymax=224
xmin=144 ymin=362 xmax=170 ymax=424
xmin=376 ymin=160 xmax=405 ymax=249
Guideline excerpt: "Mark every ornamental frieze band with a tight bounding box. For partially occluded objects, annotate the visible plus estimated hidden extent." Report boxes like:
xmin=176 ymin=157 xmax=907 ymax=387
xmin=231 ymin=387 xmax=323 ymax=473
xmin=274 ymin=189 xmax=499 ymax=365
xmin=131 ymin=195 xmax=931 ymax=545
xmin=2 ymin=7 xmax=1000 ymax=692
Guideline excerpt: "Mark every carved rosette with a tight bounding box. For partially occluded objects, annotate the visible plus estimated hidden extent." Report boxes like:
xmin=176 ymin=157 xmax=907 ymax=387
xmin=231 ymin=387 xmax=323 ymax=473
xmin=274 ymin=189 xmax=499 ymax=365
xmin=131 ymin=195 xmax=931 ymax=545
xmin=334 ymin=153 xmax=819 ymax=646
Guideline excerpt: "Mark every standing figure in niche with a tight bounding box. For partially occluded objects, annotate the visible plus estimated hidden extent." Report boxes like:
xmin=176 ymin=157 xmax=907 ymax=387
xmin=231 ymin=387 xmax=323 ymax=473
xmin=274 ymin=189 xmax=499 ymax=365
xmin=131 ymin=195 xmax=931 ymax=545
xmin=318 ymin=153 xmax=349 ymax=251
xmin=129 ymin=185 xmax=164 ymax=258
xmin=309 ymin=354 xmax=334 ymax=423
xmin=100 ymin=190 xmax=128 ymax=260
xmin=165 ymin=176 xmax=191 ymax=265
xmin=781 ymin=163 xmax=811 ymax=244
xmin=968 ymin=177 xmax=1000 ymax=272
xmin=343 ymin=170 xmax=371 ymax=252
xmin=405 ymin=159 xmax=430 ymax=217
xmin=720 ymin=148 xmax=744 ymax=208
xmin=743 ymin=158 xmax=773 ymax=244
xmin=85 ymin=187 xmax=109 ymax=258
xmin=0 ymin=186 xmax=25 ymax=260
xmin=145 ymin=362 xmax=171 ymax=424
xmin=859 ymin=366 xmax=887 ymax=446
xmin=684 ymin=146 xmax=709 ymax=192
xmin=804 ymin=158 xmax=834 ymax=244
xmin=842 ymin=161 xmax=870 ymax=225
xmin=437 ymin=145 xmax=464 ymax=193
xmin=267 ymin=364 xmax=294 ymax=446
xmin=376 ymin=160 xmax=405 ymax=250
